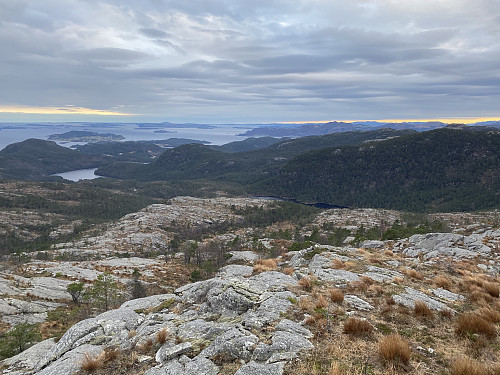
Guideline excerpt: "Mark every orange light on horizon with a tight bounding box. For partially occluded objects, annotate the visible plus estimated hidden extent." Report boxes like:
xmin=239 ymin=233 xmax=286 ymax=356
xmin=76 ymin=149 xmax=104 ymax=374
xmin=278 ymin=117 xmax=500 ymax=125
xmin=0 ymin=105 xmax=134 ymax=116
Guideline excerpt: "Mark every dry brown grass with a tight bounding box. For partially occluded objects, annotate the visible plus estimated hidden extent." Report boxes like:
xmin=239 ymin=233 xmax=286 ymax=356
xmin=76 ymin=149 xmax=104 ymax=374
xmin=81 ymin=351 xmax=105 ymax=372
xmin=329 ymin=361 xmax=343 ymax=375
xmin=348 ymin=280 xmax=368 ymax=293
xmin=478 ymin=307 xmax=500 ymax=323
xmin=316 ymin=295 xmax=328 ymax=309
xmin=484 ymin=282 xmax=500 ymax=298
xmin=360 ymin=276 xmax=374 ymax=285
xmin=156 ymin=328 xmax=169 ymax=344
xmin=393 ymin=276 xmax=404 ymax=284
xmin=414 ymin=300 xmax=434 ymax=318
xmin=329 ymin=288 xmax=344 ymax=303
xmin=103 ymin=348 xmax=119 ymax=362
xmin=331 ymin=258 xmax=346 ymax=269
xmin=405 ymin=269 xmax=424 ymax=280
xmin=384 ymin=250 xmax=394 ymax=257
xmin=455 ymin=313 xmax=497 ymax=339
xmin=440 ymin=309 xmax=453 ymax=319
xmin=378 ymin=334 xmax=411 ymax=365
xmin=253 ymin=258 xmax=278 ymax=273
xmin=434 ymin=275 xmax=452 ymax=289
xmin=282 ymin=267 xmax=295 ymax=275
xmin=137 ymin=338 xmax=154 ymax=353
xmin=343 ymin=318 xmax=373 ymax=336
xmin=450 ymin=357 xmax=489 ymax=375
xmin=298 ymin=276 xmax=313 ymax=291
xmin=128 ymin=329 xmax=137 ymax=338
xmin=299 ymin=297 xmax=315 ymax=312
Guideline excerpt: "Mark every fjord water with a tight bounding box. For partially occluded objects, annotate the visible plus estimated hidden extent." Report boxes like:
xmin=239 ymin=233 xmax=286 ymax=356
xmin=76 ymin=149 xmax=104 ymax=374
xmin=0 ymin=123 xmax=251 ymax=151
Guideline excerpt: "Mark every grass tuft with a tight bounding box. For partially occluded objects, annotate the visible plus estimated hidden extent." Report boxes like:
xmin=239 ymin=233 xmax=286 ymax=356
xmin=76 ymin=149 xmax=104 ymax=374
xmin=81 ymin=351 xmax=105 ymax=372
xmin=329 ymin=288 xmax=344 ymax=303
xmin=156 ymin=328 xmax=169 ymax=344
xmin=343 ymin=317 xmax=373 ymax=336
xmin=455 ymin=313 xmax=496 ymax=339
xmin=378 ymin=333 xmax=411 ymax=365
xmin=329 ymin=361 xmax=343 ymax=375
xmin=253 ymin=258 xmax=278 ymax=273
xmin=298 ymin=276 xmax=313 ymax=291
xmin=405 ymin=269 xmax=424 ymax=280
xmin=414 ymin=300 xmax=434 ymax=318
xmin=484 ymin=282 xmax=500 ymax=298
xmin=450 ymin=357 xmax=489 ymax=375
xmin=434 ymin=275 xmax=452 ymax=289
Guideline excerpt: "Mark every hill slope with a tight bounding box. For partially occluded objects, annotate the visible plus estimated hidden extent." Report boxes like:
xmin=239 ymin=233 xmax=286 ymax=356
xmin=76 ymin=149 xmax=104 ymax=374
xmin=254 ymin=128 xmax=500 ymax=211
xmin=98 ymin=129 xmax=413 ymax=183
xmin=0 ymin=139 xmax=108 ymax=180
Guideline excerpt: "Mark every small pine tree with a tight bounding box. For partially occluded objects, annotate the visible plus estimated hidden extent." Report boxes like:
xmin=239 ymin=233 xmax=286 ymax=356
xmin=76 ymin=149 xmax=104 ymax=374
xmin=86 ymin=272 xmax=121 ymax=311
xmin=67 ymin=282 xmax=85 ymax=306
xmin=0 ymin=323 xmax=41 ymax=358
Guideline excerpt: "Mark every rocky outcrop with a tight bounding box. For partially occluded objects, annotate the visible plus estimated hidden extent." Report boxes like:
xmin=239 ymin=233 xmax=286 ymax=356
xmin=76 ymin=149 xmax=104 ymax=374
xmin=394 ymin=233 xmax=491 ymax=260
xmin=0 ymin=268 xmax=311 ymax=375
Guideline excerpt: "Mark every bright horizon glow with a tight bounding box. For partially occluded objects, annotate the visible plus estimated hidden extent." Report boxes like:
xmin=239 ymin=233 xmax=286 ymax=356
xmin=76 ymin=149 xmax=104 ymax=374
xmin=279 ymin=117 xmax=500 ymax=125
xmin=0 ymin=105 xmax=134 ymax=116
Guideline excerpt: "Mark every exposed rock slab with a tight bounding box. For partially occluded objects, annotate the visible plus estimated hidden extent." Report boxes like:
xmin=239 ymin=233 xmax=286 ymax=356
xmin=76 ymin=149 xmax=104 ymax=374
xmin=393 ymin=287 xmax=452 ymax=312
xmin=344 ymin=295 xmax=374 ymax=311
xmin=234 ymin=361 xmax=285 ymax=375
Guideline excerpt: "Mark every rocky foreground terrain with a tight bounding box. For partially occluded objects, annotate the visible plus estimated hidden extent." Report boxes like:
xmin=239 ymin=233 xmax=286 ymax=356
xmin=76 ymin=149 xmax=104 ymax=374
xmin=0 ymin=197 xmax=499 ymax=375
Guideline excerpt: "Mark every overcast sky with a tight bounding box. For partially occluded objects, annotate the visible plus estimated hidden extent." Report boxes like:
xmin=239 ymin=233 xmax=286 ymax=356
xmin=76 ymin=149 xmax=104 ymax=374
xmin=1 ymin=0 xmax=500 ymax=123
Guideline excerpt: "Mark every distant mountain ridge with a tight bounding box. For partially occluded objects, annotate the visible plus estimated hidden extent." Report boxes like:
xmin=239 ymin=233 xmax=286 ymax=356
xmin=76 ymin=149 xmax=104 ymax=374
xmin=239 ymin=120 xmax=500 ymax=137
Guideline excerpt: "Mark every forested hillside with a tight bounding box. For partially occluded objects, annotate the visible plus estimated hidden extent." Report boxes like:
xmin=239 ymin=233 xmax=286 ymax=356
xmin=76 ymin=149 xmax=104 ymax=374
xmin=254 ymin=128 xmax=500 ymax=212
xmin=0 ymin=139 xmax=108 ymax=180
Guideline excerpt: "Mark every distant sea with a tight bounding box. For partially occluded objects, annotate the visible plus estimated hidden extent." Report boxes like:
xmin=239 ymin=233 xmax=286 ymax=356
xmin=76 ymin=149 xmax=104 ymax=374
xmin=0 ymin=123 xmax=254 ymax=151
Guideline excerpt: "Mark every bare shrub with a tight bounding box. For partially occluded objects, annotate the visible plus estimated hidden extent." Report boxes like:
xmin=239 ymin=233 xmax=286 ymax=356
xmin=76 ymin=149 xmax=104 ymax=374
xmin=343 ymin=318 xmax=373 ymax=336
xmin=455 ymin=313 xmax=496 ymax=339
xmin=414 ymin=300 xmax=434 ymax=318
xmin=329 ymin=288 xmax=344 ymax=303
xmin=378 ymin=334 xmax=411 ymax=365
xmin=450 ymin=357 xmax=489 ymax=375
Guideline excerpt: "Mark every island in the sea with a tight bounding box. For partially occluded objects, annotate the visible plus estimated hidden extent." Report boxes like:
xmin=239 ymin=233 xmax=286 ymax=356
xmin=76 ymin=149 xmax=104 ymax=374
xmin=48 ymin=130 xmax=125 ymax=142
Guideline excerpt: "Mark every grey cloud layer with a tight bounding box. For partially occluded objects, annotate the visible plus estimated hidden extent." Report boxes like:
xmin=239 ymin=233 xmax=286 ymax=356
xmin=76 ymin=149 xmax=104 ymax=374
xmin=1 ymin=0 xmax=499 ymax=121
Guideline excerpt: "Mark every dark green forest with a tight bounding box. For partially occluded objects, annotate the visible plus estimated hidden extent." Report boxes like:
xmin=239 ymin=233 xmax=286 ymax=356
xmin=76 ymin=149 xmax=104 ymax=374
xmin=254 ymin=129 xmax=499 ymax=212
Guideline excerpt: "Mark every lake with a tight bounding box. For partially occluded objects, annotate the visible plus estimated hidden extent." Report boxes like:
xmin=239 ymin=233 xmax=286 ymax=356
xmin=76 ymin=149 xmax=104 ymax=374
xmin=52 ymin=168 xmax=102 ymax=182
